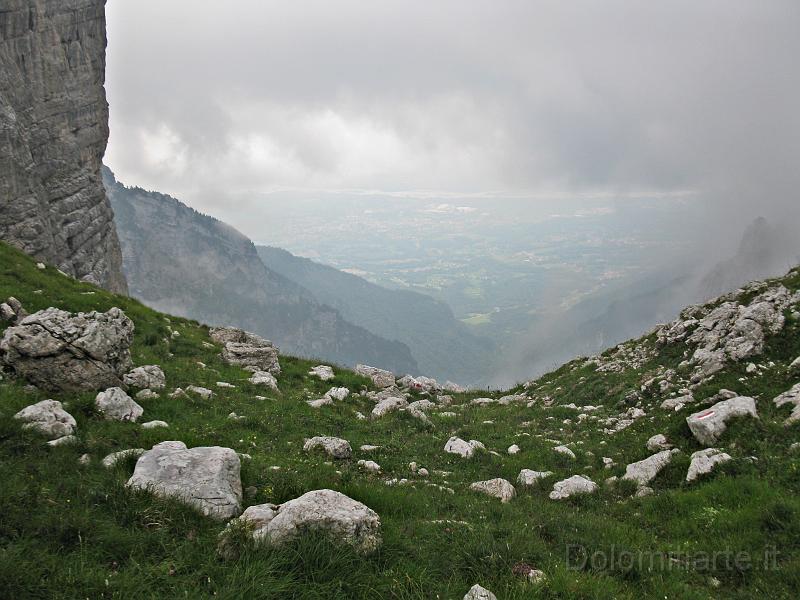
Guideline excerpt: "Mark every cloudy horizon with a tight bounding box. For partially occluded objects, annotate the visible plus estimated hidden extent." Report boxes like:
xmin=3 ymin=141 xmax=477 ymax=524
xmin=105 ymin=0 xmax=800 ymax=241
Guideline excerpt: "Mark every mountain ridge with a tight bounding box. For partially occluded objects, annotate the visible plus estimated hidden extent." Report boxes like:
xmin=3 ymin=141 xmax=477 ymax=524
xmin=257 ymin=245 xmax=494 ymax=385
xmin=104 ymin=168 xmax=419 ymax=375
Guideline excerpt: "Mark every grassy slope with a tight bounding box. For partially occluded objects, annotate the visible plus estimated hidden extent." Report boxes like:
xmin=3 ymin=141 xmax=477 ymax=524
xmin=1 ymin=240 xmax=799 ymax=599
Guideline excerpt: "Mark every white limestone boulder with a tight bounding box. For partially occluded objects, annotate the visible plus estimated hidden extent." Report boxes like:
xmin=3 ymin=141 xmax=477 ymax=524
xmin=686 ymin=396 xmax=758 ymax=445
xmin=95 ymin=387 xmax=144 ymax=422
xmin=469 ymin=478 xmax=516 ymax=503
xmin=123 ymin=365 xmax=166 ymax=390
xmin=13 ymin=399 xmax=76 ymax=439
xmin=622 ymin=449 xmax=680 ymax=487
xmin=549 ymin=475 xmax=598 ymax=500
xmin=230 ymin=489 xmax=381 ymax=553
xmin=126 ymin=441 xmax=242 ymax=519
xmin=303 ymin=436 xmax=352 ymax=459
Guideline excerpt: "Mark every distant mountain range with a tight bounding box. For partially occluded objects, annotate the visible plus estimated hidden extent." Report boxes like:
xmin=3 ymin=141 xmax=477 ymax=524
xmin=104 ymin=168 xmax=419 ymax=376
xmin=257 ymin=246 xmax=494 ymax=385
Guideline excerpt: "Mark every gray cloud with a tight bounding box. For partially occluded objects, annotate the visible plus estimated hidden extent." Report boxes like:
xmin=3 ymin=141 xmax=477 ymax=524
xmin=105 ymin=0 xmax=800 ymax=238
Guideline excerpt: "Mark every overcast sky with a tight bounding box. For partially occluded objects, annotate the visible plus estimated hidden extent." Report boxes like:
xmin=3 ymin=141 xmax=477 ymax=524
xmin=104 ymin=0 xmax=800 ymax=235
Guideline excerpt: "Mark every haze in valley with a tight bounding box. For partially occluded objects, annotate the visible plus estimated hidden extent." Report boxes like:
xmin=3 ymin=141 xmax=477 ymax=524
xmin=103 ymin=0 xmax=800 ymax=386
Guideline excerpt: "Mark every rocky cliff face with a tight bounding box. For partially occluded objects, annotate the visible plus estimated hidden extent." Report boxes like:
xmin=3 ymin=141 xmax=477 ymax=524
xmin=0 ymin=0 xmax=127 ymax=294
xmin=104 ymin=168 xmax=418 ymax=374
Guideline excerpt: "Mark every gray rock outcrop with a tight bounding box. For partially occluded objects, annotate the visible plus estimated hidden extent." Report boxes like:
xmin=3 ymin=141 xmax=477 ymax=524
xmin=0 ymin=307 xmax=134 ymax=391
xmin=657 ymin=285 xmax=799 ymax=381
xmin=126 ymin=441 xmax=242 ymax=520
xmin=0 ymin=0 xmax=127 ymax=293
xmin=210 ymin=327 xmax=281 ymax=375
xmin=355 ymin=364 xmax=396 ymax=388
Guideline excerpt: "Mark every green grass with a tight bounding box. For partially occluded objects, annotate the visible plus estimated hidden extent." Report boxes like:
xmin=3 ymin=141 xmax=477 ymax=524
xmin=1 ymin=241 xmax=800 ymax=598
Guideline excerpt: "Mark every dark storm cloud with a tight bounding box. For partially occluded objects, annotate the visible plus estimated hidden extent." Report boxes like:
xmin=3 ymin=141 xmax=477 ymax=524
xmin=105 ymin=0 xmax=800 ymax=234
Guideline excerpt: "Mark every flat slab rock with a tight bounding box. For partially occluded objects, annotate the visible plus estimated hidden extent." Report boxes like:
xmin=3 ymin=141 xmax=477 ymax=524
xmin=0 ymin=307 xmax=134 ymax=391
xmin=622 ymin=449 xmax=680 ymax=487
xmin=549 ymin=475 xmax=598 ymax=500
xmin=686 ymin=448 xmax=732 ymax=482
xmin=469 ymin=478 xmax=516 ymax=503
xmin=371 ymin=396 xmax=408 ymax=418
xmin=686 ymin=396 xmax=758 ymax=445
xmin=773 ymin=383 xmax=800 ymax=426
xmin=355 ymin=364 xmax=396 ymax=388
xmin=126 ymin=441 xmax=242 ymax=520
xmin=13 ymin=399 xmax=76 ymax=439
xmin=303 ymin=436 xmax=352 ymax=459
xmin=230 ymin=489 xmax=381 ymax=554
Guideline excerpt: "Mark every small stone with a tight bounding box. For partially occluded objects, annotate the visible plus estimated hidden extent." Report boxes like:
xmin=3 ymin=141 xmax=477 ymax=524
xmin=622 ymin=449 xmax=680 ymax=487
xmin=357 ymin=459 xmax=381 ymax=473
xmin=463 ymin=584 xmax=497 ymax=600
xmin=303 ymin=436 xmax=352 ymax=459
xmin=686 ymin=448 xmax=732 ymax=482
xmin=13 ymin=399 xmax=76 ymax=439
xmin=507 ymin=444 xmax=521 ymax=455
xmin=517 ymin=469 xmax=553 ymax=487
xmin=102 ymin=448 xmax=145 ymax=468
xmin=47 ymin=435 xmax=77 ymax=447
xmin=646 ymin=434 xmax=673 ymax=452
xmin=94 ymin=387 xmax=144 ymax=422
xmin=249 ymin=371 xmax=279 ymax=391
xmin=123 ymin=365 xmax=166 ymax=390
xmin=142 ymin=420 xmax=168 ymax=429
xmin=469 ymin=478 xmax=516 ymax=503
xmin=186 ymin=386 xmax=214 ymax=399
xmin=325 ymin=387 xmax=350 ymax=401
xmin=554 ymin=445 xmax=576 ymax=459
xmin=549 ymin=475 xmax=598 ymax=500
xmin=136 ymin=389 xmax=159 ymax=401
xmin=444 ymin=437 xmax=484 ymax=458
xmin=309 ymin=365 xmax=335 ymax=381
